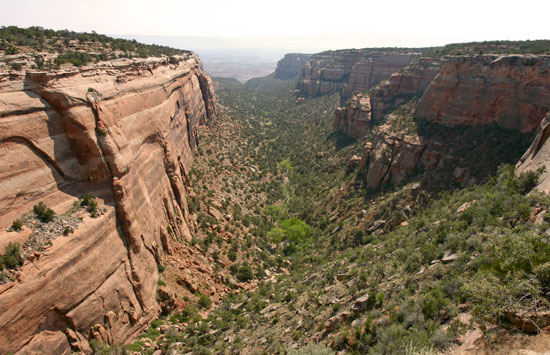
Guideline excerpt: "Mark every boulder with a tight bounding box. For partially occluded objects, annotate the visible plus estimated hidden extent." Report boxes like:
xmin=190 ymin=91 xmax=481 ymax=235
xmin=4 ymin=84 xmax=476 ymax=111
xmin=352 ymin=293 xmax=372 ymax=312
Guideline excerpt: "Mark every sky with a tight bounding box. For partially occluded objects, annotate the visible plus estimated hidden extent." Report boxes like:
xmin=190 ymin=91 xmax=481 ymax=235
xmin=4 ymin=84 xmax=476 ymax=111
xmin=1 ymin=0 xmax=549 ymax=53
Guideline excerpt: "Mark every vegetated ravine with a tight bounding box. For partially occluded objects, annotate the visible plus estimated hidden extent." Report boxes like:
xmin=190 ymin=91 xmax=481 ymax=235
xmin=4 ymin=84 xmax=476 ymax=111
xmin=3 ymin=28 xmax=550 ymax=355
xmin=126 ymin=73 xmax=550 ymax=354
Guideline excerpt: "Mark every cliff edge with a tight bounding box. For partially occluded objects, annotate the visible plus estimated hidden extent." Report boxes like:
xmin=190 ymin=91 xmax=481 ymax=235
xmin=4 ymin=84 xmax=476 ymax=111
xmin=0 ymin=53 xmax=216 ymax=353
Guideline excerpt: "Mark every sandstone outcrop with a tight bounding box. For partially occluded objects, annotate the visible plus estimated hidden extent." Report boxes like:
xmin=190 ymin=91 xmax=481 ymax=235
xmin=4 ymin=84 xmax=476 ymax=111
xmin=370 ymin=57 xmax=442 ymax=122
xmin=516 ymin=112 xmax=550 ymax=193
xmin=333 ymin=58 xmax=442 ymax=139
xmin=360 ymin=133 xmax=437 ymax=189
xmin=333 ymin=92 xmax=372 ymax=139
xmin=415 ymin=55 xmax=550 ymax=132
xmin=298 ymin=50 xmax=418 ymax=101
xmin=274 ymin=53 xmax=311 ymax=80
xmin=0 ymin=53 xmax=216 ymax=353
xmin=342 ymin=54 xmax=422 ymax=99
xmin=332 ymin=54 xmax=549 ymax=190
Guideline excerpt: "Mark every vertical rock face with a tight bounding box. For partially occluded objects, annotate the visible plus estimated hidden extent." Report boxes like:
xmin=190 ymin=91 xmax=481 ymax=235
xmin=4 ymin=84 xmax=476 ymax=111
xmin=0 ymin=54 xmax=215 ymax=353
xmin=370 ymin=57 xmax=443 ymax=122
xmin=331 ymin=54 xmax=549 ymax=190
xmin=516 ymin=112 xmax=550 ymax=193
xmin=415 ymin=55 xmax=550 ymax=132
xmin=333 ymin=57 xmax=442 ymax=139
xmin=333 ymin=92 xmax=372 ymax=139
xmin=342 ymin=53 xmax=422 ymax=99
xmin=274 ymin=53 xmax=312 ymax=80
xmin=360 ymin=134 xmax=432 ymax=188
xmin=298 ymin=50 xmax=419 ymax=100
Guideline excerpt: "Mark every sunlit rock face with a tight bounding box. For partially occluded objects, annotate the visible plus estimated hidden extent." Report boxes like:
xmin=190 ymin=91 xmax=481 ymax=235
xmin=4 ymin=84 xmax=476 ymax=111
xmin=298 ymin=49 xmax=419 ymax=101
xmin=333 ymin=57 xmax=442 ymax=139
xmin=516 ymin=112 xmax=550 ymax=193
xmin=0 ymin=54 xmax=216 ymax=353
xmin=333 ymin=54 xmax=550 ymax=190
xmin=415 ymin=55 xmax=550 ymax=132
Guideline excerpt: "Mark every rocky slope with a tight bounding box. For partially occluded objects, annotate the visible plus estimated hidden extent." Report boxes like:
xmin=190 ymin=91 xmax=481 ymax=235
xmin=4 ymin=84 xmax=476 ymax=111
xmin=0 ymin=53 xmax=216 ymax=353
xmin=274 ymin=53 xmax=311 ymax=80
xmin=297 ymin=50 xmax=419 ymax=101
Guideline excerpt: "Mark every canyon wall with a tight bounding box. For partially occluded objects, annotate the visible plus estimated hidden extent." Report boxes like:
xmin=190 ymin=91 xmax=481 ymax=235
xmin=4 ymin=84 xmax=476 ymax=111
xmin=370 ymin=57 xmax=443 ymax=122
xmin=333 ymin=55 xmax=550 ymax=189
xmin=516 ymin=112 xmax=550 ymax=193
xmin=333 ymin=92 xmax=372 ymax=139
xmin=0 ymin=54 xmax=215 ymax=353
xmin=297 ymin=50 xmax=419 ymax=101
xmin=415 ymin=55 xmax=550 ymax=132
xmin=274 ymin=53 xmax=311 ymax=80
xmin=333 ymin=57 xmax=442 ymax=139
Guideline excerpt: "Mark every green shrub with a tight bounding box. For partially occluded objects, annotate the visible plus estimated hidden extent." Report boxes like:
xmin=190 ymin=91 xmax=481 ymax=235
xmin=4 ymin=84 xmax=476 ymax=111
xmin=228 ymin=249 xmax=237 ymax=261
xmin=140 ymin=326 xmax=161 ymax=341
xmin=170 ymin=305 xmax=198 ymax=323
xmin=287 ymin=343 xmax=335 ymax=354
xmin=81 ymin=194 xmax=99 ymax=217
xmin=535 ymin=262 xmax=550 ymax=289
xmin=4 ymin=242 xmax=22 ymax=269
xmin=10 ymin=62 xmax=22 ymax=70
xmin=150 ymin=319 xmax=165 ymax=328
xmin=4 ymin=45 xmax=18 ymax=55
xmin=87 ymin=199 xmax=99 ymax=217
xmin=10 ymin=219 xmax=23 ymax=232
xmin=198 ymin=294 xmax=212 ymax=309
xmin=122 ymin=341 xmax=144 ymax=352
xmin=236 ymin=262 xmax=254 ymax=282
xmin=33 ymin=202 xmax=55 ymax=223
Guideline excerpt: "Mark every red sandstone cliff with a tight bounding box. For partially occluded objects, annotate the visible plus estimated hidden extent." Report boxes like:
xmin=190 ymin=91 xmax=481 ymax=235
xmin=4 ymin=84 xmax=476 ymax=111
xmin=516 ymin=112 xmax=550 ymax=193
xmin=333 ymin=57 xmax=442 ymax=139
xmin=415 ymin=55 xmax=550 ymax=133
xmin=333 ymin=55 xmax=549 ymax=190
xmin=0 ymin=54 xmax=216 ymax=353
xmin=333 ymin=92 xmax=372 ymax=139
xmin=298 ymin=50 xmax=419 ymax=101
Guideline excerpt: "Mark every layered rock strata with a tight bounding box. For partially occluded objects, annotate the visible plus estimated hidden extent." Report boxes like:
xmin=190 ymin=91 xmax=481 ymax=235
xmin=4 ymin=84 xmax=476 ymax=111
xmin=335 ymin=54 xmax=550 ymax=189
xmin=333 ymin=92 xmax=372 ymax=139
xmin=370 ymin=57 xmax=443 ymax=122
xmin=0 ymin=54 xmax=215 ymax=353
xmin=360 ymin=134 xmax=440 ymax=189
xmin=342 ymin=54 xmax=423 ymax=99
xmin=274 ymin=53 xmax=311 ymax=80
xmin=298 ymin=50 xmax=418 ymax=100
xmin=415 ymin=55 xmax=550 ymax=132
xmin=333 ymin=58 xmax=442 ymax=139
xmin=516 ymin=112 xmax=550 ymax=193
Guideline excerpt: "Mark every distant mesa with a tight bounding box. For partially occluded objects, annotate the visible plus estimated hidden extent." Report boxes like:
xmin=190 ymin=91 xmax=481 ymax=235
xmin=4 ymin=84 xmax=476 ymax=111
xmin=274 ymin=53 xmax=312 ymax=80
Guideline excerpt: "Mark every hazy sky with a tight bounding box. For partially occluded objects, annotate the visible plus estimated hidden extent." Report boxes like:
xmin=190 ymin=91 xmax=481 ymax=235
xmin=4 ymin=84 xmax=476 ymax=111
xmin=1 ymin=0 xmax=549 ymax=51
